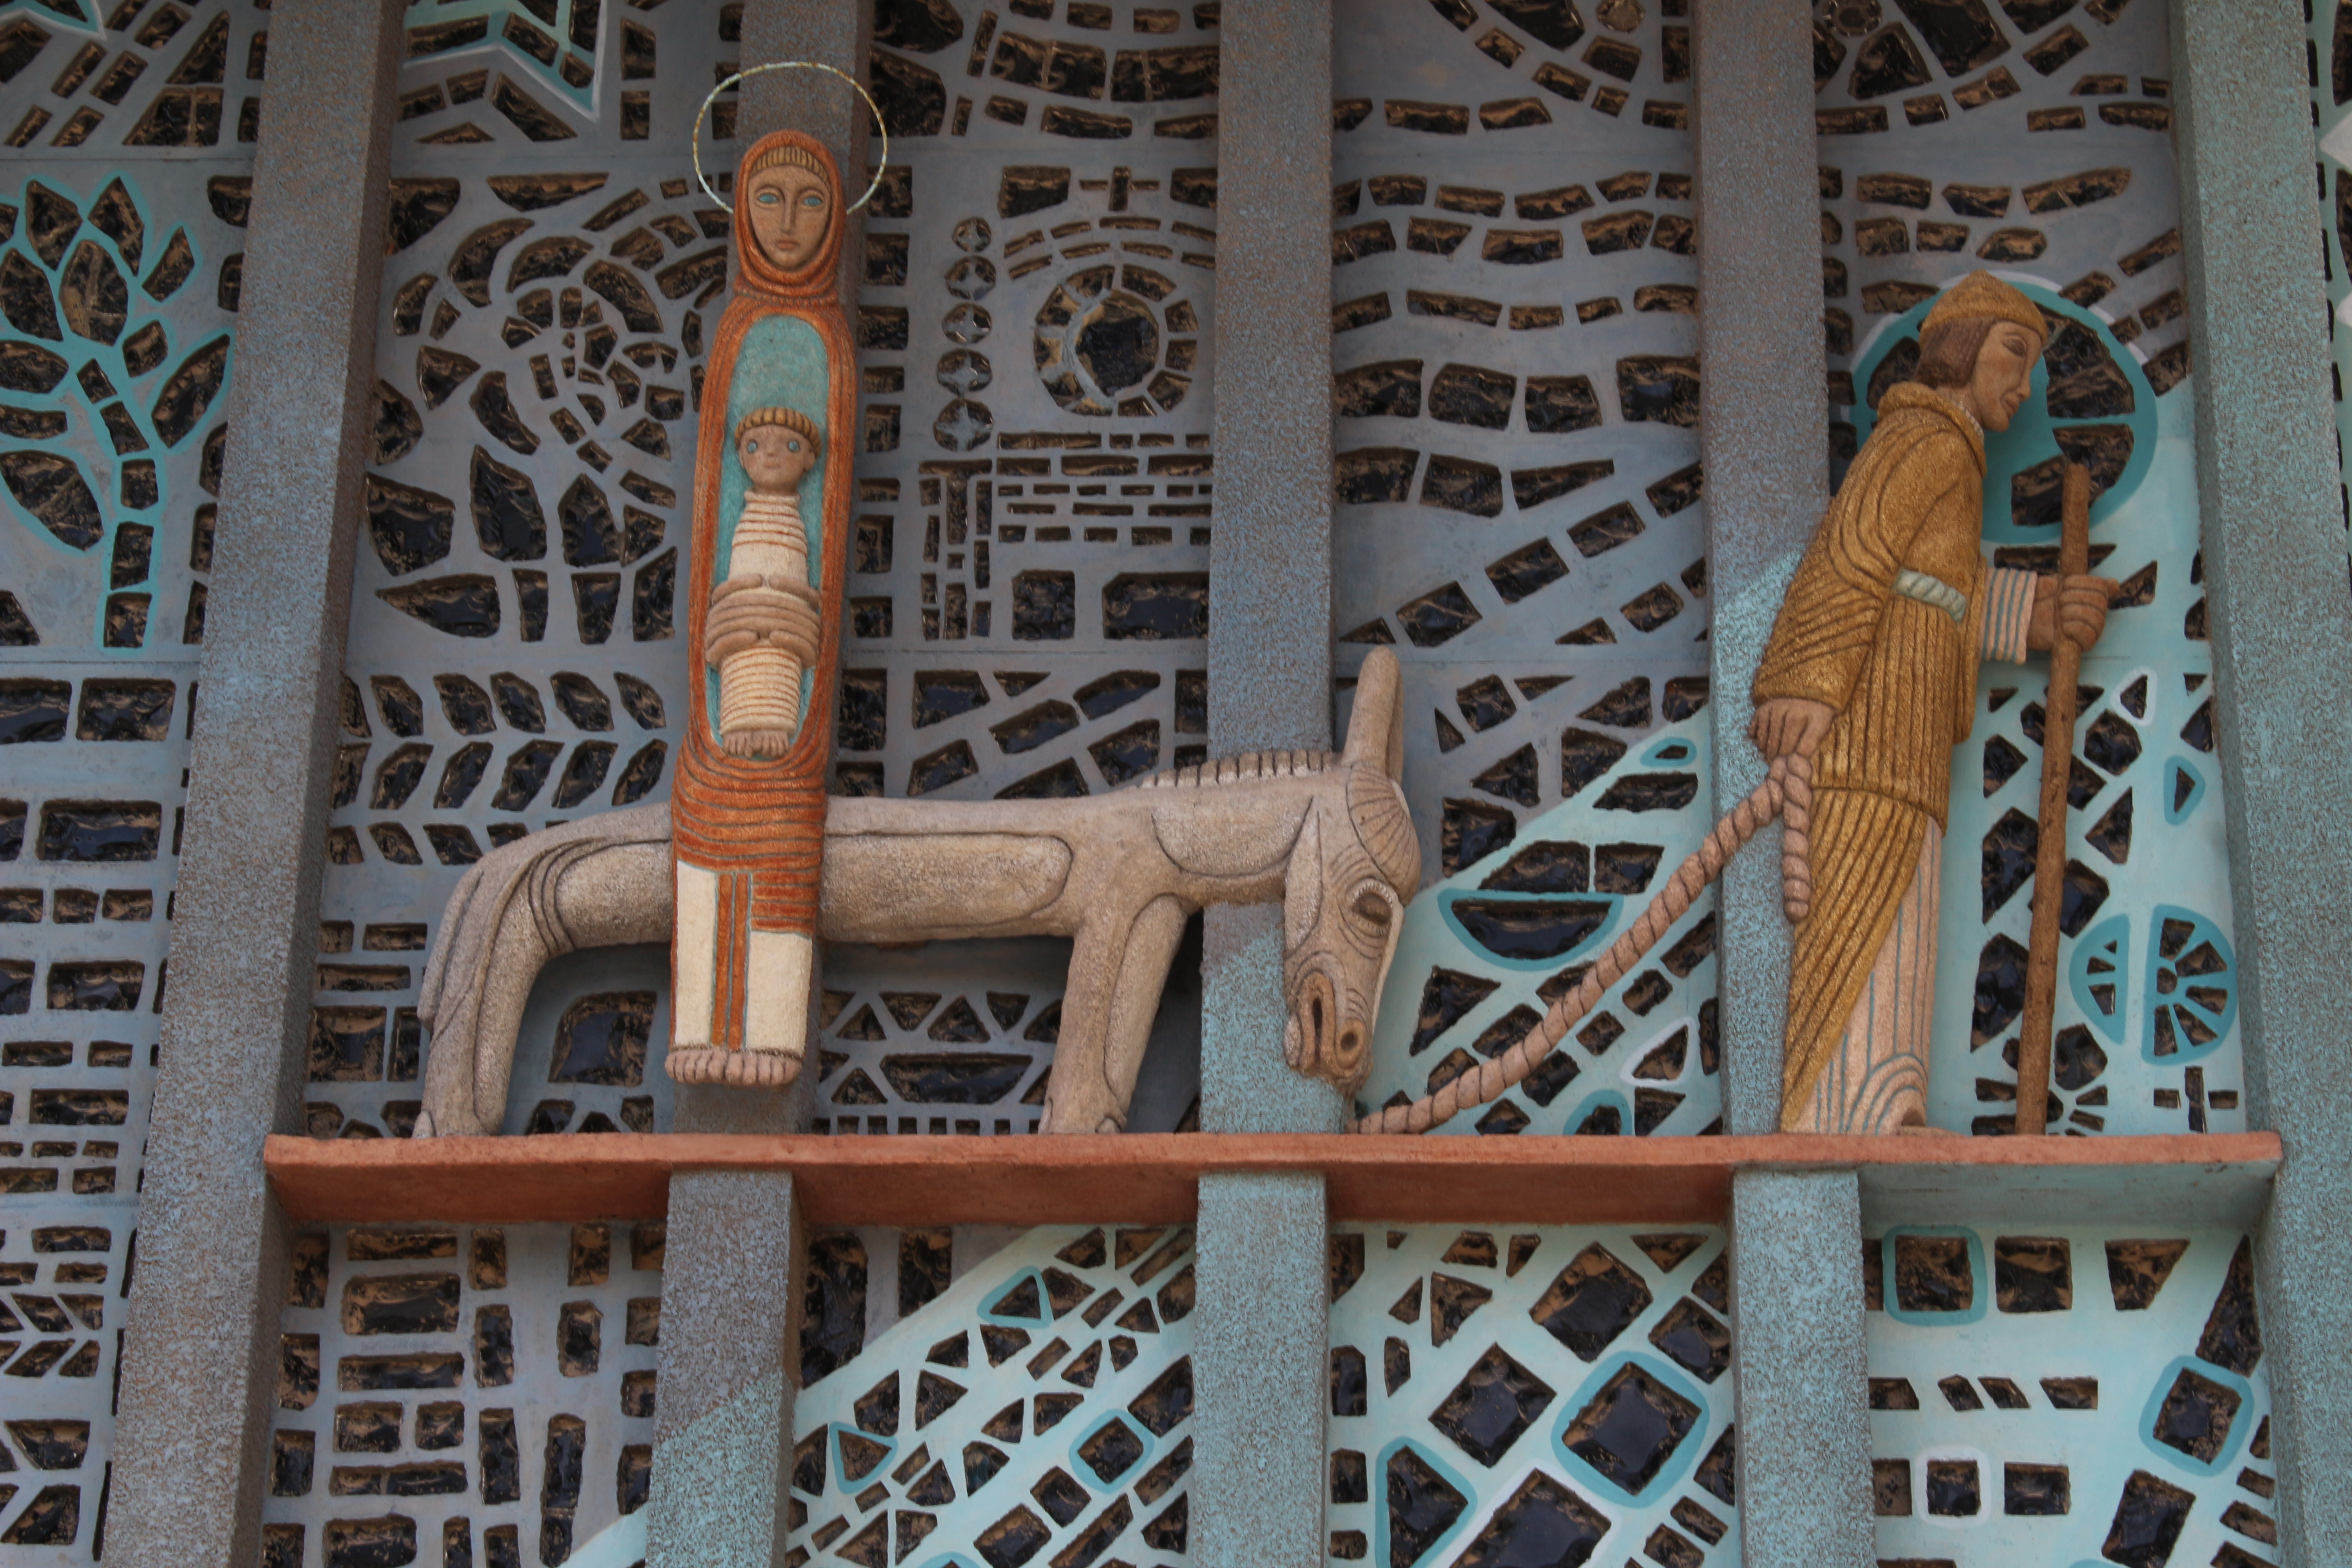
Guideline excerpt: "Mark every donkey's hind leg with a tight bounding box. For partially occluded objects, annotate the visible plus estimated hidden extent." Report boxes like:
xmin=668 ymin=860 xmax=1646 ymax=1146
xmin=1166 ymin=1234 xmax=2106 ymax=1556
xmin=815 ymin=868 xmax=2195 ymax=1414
xmin=1043 ymin=894 xmax=1189 ymax=1134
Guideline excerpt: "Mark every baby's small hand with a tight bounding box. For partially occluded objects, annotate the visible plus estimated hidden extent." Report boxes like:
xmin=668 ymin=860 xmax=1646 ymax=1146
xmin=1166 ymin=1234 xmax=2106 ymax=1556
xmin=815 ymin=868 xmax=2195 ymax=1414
xmin=705 ymin=579 xmax=821 ymax=666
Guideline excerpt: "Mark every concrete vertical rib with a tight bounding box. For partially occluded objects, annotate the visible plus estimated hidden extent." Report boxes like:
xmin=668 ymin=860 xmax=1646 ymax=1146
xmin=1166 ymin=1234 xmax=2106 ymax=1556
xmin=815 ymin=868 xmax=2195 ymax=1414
xmin=104 ymin=3 xmax=406 ymax=1563
xmin=1691 ymin=10 xmax=1872 ymax=1564
xmin=1191 ymin=5 xmax=1338 ymax=1561
xmin=1730 ymin=1169 xmax=1876 ymax=1568
xmin=1691 ymin=0 xmax=1830 ymax=1138
xmin=645 ymin=1172 xmax=804 ymax=1568
xmin=1200 ymin=0 xmax=1343 ymax=1134
xmin=2170 ymin=0 xmax=2352 ymax=1559
xmin=1193 ymin=1171 xmax=1331 ymax=1568
xmin=641 ymin=11 xmax=866 ymax=1562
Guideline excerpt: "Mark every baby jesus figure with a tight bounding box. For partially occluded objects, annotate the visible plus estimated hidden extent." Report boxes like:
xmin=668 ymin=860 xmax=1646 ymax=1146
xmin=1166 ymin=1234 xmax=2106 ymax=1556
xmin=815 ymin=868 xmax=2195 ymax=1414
xmin=706 ymin=407 xmax=825 ymax=757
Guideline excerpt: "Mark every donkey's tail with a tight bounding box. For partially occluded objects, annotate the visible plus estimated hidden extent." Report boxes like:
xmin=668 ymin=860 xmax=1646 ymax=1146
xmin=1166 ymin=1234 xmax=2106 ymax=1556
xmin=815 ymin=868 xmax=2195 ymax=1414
xmin=1354 ymin=754 xmax=1813 ymax=1135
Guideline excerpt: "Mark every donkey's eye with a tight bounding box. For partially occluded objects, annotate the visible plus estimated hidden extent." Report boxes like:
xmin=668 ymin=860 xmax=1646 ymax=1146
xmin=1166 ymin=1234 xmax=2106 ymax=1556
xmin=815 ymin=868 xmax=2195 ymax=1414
xmin=1353 ymin=890 xmax=1392 ymax=925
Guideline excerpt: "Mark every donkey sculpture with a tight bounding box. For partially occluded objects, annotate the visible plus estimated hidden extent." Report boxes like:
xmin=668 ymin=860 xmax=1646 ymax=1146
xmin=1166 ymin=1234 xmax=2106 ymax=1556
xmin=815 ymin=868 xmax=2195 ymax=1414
xmin=414 ymin=647 xmax=1420 ymax=1137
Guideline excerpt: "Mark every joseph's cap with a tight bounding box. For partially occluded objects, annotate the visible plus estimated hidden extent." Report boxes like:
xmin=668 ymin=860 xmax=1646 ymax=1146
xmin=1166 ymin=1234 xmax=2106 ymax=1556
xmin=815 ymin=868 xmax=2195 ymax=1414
xmin=1921 ymin=270 xmax=2048 ymax=342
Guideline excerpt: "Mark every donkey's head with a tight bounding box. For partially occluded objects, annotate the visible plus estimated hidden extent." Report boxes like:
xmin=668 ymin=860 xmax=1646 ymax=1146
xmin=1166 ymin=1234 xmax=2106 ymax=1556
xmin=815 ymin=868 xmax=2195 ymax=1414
xmin=1282 ymin=648 xmax=1419 ymax=1096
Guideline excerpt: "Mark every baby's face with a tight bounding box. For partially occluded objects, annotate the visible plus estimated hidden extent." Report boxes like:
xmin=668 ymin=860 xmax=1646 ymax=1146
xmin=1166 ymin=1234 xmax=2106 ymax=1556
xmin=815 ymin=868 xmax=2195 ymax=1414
xmin=739 ymin=425 xmax=818 ymax=490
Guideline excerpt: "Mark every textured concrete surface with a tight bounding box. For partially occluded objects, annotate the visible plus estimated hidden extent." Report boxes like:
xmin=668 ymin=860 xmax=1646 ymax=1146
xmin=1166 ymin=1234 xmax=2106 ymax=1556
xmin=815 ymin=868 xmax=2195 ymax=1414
xmin=1207 ymin=0 xmax=1333 ymax=755
xmin=647 ymin=1171 xmax=802 ymax=1568
xmin=1199 ymin=0 xmax=1342 ymax=1164
xmin=1195 ymin=1172 xmax=1329 ymax=1568
xmin=1692 ymin=0 xmax=1828 ymax=1137
xmin=1730 ymin=1169 xmax=1875 ymax=1568
xmin=104 ymin=5 xmax=406 ymax=1563
xmin=1200 ymin=904 xmax=1347 ymax=1134
xmin=2170 ymin=1 xmax=2352 ymax=1561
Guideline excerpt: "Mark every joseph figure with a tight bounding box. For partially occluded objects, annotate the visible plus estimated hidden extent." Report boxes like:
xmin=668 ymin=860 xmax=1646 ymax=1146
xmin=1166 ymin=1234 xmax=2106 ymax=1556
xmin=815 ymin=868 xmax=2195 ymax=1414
xmin=1752 ymin=271 xmax=2116 ymax=1134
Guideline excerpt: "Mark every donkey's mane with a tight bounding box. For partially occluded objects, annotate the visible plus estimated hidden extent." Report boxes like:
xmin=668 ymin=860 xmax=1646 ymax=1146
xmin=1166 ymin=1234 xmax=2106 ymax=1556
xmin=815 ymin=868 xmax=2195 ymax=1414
xmin=1135 ymin=749 xmax=1339 ymax=790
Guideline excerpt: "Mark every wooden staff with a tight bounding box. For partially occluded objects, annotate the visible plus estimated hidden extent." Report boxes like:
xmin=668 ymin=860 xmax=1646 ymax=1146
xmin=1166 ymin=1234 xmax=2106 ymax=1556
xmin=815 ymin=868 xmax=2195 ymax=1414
xmin=2014 ymin=462 xmax=2091 ymax=1136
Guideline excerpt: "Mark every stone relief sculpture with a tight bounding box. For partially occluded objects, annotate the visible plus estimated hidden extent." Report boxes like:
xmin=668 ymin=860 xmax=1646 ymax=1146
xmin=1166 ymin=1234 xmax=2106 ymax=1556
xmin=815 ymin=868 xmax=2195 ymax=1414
xmin=1358 ymin=272 xmax=2117 ymax=1137
xmin=666 ymin=130 xmax=856 ymax=1091
xmin=414 ymin=647 xmax=1420 ymax=1137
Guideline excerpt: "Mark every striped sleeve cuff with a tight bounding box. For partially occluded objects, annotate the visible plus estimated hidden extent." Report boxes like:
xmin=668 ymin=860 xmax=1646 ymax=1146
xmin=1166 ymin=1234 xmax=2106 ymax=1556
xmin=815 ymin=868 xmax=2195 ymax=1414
xmin=1980 ymin=566 xmax=2037 ymax=665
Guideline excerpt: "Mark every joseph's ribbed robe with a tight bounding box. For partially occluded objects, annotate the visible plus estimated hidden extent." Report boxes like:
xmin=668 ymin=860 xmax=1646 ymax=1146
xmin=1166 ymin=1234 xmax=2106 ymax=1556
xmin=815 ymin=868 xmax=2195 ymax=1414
xmin=1756 ymin=383 xmax=2016 ymax=1131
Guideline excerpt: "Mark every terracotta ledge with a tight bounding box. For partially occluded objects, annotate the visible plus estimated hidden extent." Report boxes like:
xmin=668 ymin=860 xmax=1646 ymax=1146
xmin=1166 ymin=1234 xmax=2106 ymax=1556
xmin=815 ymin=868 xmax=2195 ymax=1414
xmin=265 ymin=1130 xmax=2282 ymax=1230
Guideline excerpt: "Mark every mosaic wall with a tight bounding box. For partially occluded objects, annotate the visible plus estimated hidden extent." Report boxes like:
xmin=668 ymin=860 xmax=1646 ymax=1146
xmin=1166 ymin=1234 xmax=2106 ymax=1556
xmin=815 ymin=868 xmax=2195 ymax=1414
xmin=0 ymin=0 xmax=266 ymax=1554
xmin=258 ymin=1220 xmax=665 ymax=1568
xmin=312 ymin=0 xmax=739 ymax=1142
xmin=789 ymin=1223 xmax=1198 ymax=1567
xmin=1814 ymin=0 xmax=2238 ymax=1136
xmin=1327 ymin=1223 xmax=1737 ymax=1566
xmin=1866 ymin=1222 xmax=2273 ymax=1567
xmin=1330 ymin=0 xmax=1719 ymax=1136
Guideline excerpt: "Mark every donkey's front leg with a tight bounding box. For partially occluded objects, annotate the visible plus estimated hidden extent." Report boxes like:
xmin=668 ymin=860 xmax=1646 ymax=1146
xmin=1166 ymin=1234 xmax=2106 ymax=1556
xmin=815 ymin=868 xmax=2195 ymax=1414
xmin=1043 ymin=894 xmax=1190 ymax=1134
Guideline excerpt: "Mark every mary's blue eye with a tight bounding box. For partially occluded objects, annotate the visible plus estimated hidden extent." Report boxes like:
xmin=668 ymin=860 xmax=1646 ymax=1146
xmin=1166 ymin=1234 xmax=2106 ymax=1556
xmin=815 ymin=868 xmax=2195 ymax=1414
xmin=755 ymin=190 xmax=780 ymax=205
xmin=801 ymin=193 xmax=825 ymax=208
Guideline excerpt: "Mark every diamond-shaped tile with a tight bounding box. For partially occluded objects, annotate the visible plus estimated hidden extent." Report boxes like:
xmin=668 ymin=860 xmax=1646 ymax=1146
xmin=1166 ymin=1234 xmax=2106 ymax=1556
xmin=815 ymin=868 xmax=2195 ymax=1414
xmin=1452 ymin=1471 xmax=1609 ymax=1568
xmin=1429 ymin=1344 xmax=1555 ymax=1466
xmin=1529 ymin=1244 xmax=1652 ymax=1360
xmin=1561 ymin=1363 xmax=1699 ymax=1495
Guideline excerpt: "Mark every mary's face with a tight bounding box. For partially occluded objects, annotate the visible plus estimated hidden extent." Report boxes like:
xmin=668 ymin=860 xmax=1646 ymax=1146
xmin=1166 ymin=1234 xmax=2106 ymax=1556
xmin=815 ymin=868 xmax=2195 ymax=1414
xmin=746 ymin=163 xmax=833 ymax=273
xmin=1970 ymin=321 xmax=2044 ymax=432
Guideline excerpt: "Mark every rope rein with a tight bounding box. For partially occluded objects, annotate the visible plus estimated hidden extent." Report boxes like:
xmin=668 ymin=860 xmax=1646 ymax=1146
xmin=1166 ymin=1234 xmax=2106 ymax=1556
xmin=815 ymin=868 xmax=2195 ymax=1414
xmin=1354 ymin=753 xmax=1814 ymax=1135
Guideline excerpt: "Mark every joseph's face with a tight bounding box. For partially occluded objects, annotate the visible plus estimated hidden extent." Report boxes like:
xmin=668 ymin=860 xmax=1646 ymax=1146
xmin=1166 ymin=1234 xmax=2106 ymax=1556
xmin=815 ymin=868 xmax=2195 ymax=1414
xmin=746 ymin=163 xmax=833 ymax=272
xmin=1971 ymin=322 xmax=2043 ymax=431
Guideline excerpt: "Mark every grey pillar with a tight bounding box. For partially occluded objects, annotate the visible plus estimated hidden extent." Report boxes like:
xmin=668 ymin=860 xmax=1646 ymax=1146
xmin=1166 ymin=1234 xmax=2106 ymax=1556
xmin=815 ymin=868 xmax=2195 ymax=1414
xmin=1191 ymin=5 xmax=1338 ymax=1564
xmin=2171 ymin=1 xmax=2352 ymax=1561
xmin=1691 ymin=0 xmax=1827 ymax=1137
xmin=1201 ymin=0 xmax=1342 ymax=1135
xmin=645 ymin=1173 xmax=804 ymax=1568
xmin=1193 ymin=1172 xmax=1330 ymax=1568
xmin=1729 ymin=1171 xmax=1875 ymax=1568
xmin=105 ymin=3 xmax=406 ymax=1563
xmin=643 ymin=10 xmax=869 ymax=1565
xmin=1691 ymin=9 xmax=1873 ymax=1565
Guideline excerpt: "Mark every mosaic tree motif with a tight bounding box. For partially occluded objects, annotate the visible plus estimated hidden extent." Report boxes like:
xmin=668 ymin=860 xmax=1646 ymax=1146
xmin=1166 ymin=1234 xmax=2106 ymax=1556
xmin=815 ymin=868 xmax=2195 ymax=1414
xmin=1816 ymin=1 xmax=2235 ymax=1135
xmin=0 ymin=0 xmax=267 ymax=155
xmin=1867 ymin=1223 xmax=2273 ymax=1567
xmin=1333 ymin=0 xmax=1714 ymax=1137
xmin=1328 ymin=1223 xmax=1738 ymax=1566
xmin=0 ymin=13 xmax=257 ymax=1547
xmin=789 ymin=1223 xmax=1198 ymax=1567
xmin=260 ymin=1221 xmax=665 ymax=1568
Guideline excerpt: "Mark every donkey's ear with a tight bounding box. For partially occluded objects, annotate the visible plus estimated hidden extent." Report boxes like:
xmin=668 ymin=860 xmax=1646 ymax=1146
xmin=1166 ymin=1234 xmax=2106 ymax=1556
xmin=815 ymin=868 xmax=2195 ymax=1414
xmin=1343 ymin=647 xmax=1406 ymax=781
